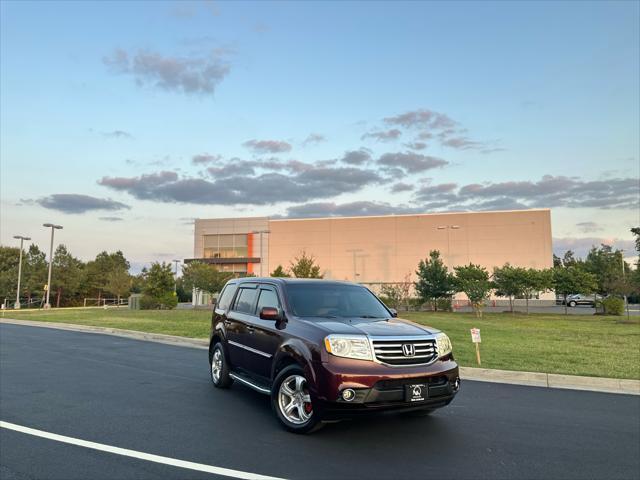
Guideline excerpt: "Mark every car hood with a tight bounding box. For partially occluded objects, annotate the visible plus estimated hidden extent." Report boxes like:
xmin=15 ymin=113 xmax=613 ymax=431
xmin=300 ymin=316 xmax=439 ymax=337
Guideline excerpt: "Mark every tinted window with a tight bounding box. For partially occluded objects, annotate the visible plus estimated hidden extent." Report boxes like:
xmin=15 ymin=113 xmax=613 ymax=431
xmin=257 ymin=289 xmax=279 ymax=311
xmin=287 ymin=284 xmax=390 ymax=318
xmin=234 ymin=288 xmax=258 ymax=314
xmin=217 ymin=284 xmax=237 ymax=310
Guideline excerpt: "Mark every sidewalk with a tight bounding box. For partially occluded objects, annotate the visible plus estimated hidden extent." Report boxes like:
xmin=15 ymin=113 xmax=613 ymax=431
xmin=2 ymin=318 xmax=638 ymax=396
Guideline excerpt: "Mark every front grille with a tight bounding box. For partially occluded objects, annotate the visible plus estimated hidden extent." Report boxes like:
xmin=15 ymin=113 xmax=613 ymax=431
xmin=372 ymin=337 xmax=437 ymax=365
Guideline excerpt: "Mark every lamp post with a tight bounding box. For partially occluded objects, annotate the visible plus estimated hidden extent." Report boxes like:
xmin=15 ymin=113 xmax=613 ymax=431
xmin=621 ymin=250 xmax=629 ymax=319
xmin=172 ymin=259 xmax=181 ymax=293
xmin=43 ymin=223 xmax=63 ymax=309
xmin=252 ymin=230 xmax=270 ymax=277
xmin=436 ymin=225 xmax=460 ymax=267
xmin=13 ymin=235 xmax=31 ymax=309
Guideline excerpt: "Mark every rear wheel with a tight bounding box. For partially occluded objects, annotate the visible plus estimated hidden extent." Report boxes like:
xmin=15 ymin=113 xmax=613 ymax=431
xmin=568 ymin=301 xmax=577 ymax=307
xmin=271 ymin=365 xmax=323 ymax=434
xmin=210 ymin=343 xmax=233 ymax=388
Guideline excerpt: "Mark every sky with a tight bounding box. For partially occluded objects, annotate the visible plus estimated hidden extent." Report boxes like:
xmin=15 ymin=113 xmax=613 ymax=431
xmin=1 ymin=0 xmax=639 ymax=271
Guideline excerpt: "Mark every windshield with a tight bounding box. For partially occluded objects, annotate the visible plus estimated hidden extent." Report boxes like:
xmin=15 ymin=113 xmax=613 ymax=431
xmin=286 ymin=283 xmax=391 ymax=318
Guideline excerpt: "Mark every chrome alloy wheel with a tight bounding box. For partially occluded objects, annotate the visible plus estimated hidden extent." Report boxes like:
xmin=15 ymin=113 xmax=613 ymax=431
xmin=211 ymin=348 xmax=223 ymax=383
xmin=278 ymin=374 xmax=313 ymax=425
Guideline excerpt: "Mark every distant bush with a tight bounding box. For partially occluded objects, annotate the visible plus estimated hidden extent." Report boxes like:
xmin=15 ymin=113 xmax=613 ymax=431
xmin=140 ymin=292 xmax=178 ymax=310
xmin=600 ymin=297 xmax=625 ymax=316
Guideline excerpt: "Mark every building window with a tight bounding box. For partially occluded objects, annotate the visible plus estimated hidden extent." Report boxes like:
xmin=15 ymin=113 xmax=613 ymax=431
xmin=203 ymin=234 xmax=248 ymax=259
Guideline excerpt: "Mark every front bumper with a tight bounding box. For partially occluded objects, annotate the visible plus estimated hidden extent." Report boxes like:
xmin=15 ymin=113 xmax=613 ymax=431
xmin=312 ymin=355 xmax=460 ymax=419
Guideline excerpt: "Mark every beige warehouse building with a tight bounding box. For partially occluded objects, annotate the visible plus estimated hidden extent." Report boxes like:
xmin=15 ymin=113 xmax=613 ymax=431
xmin=189 ymin=209 xmax=553 ymax=299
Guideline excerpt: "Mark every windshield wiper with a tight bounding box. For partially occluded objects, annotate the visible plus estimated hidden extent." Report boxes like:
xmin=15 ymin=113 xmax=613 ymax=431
xmin=356 ymin=315 xmax=383 ymax=319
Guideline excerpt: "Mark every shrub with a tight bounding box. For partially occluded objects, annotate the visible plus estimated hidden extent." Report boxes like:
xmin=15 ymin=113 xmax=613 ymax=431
xmin=601 ymin=296 xmax=625 ymax=316
xmin=140 ymin=292 xmax=178 ymax=310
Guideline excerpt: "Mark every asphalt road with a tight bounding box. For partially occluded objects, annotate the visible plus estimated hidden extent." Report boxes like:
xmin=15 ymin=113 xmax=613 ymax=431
xmin=1 ymin=324 xmax=638 ymax=480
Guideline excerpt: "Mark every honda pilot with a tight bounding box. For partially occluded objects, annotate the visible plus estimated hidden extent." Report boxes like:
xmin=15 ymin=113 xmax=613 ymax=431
xmin=209 ymin=278 xmax=460 ymax=433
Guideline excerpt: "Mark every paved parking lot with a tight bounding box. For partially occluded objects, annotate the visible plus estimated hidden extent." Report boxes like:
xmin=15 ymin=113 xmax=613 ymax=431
xmin=1 ymin=324 xmax=639 ymax=479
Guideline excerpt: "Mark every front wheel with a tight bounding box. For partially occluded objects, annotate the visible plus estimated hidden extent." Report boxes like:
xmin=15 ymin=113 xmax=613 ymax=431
xmin=271 ymin=365 xmax=323 ymax=434
xmin=568 ymin=301 xmax=577 ymax=307
xmin=210 ymin=343 xmax=233 ymax=388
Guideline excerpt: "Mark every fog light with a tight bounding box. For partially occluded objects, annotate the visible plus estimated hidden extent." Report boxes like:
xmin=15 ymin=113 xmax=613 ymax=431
xmin=341 ymin=388 xmax=356 ymax=402
xmin=453 ymin=378 xmax=461 ymax=392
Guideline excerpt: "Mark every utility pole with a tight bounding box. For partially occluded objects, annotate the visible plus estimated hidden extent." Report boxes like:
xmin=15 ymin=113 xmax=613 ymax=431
xmin=252 ymin=230 xmax=270 ymax=277
xmin=43 ymin=223 xmax=63 ymax=309
xmin=13 ymin=235 xmax=31 ymax=309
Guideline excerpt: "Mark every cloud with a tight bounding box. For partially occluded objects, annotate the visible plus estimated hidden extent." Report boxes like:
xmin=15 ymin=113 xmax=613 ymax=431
xmin=192 ymin=153 xmax=222 ymax=165
xmin=103 ymin=130 xmax=133 ymax=139
xmin=340 ymin=149 xmax=372 ymax=165
xmin=285 ymin=201 xmax=423 ymax=218
xmin=99 ymin=216 xmax=124 ymax=222
xmin=414 ymin=176 xmax=639 ymax=210
xmin=391 ymin=182 xmax=414 ymax=193
xmin=553 ymin=237 xmax=635 ymax=259
xmin=242 ymin=139 xmax=292 ymax=154
xmin=361 ymin=129 xmax=402 ymax=142
xmin=378 ymin=152 xmax=448 ymax=173
xmin=405 ymin=142 xmax=427 ymax=151
xmin=302 ymin=133 xmax=326 ymax=146
xmin=575 ymin=222 xmax=604 ymax=234
xmin=35 ymin=194 xmax=130 ymax=214
xmin=98 ymin=166 xmax=381 ymax=206
xmin=384 ymin=109 xmax=456 ymax=130
xmin=103 ymin=48 xmax=230 ymax=95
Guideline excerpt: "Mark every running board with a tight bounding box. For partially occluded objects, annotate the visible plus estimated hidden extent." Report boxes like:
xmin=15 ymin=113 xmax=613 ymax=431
xmin=229 ymin=373 xmax=271 ymax=395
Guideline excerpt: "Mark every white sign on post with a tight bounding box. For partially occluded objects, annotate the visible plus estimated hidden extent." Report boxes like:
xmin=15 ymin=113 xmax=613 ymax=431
xmin=470 ymin=328 xmax=481 ymax=343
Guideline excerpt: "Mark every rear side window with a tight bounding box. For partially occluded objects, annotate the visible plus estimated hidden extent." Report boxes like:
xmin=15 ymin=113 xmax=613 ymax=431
xmin=256 ymin=288 xmax=279 ymax=312
xmin=233 ymin=288 xmax=258 ymax=314
xmin=217 ymin=284 xmax=237 ymax=310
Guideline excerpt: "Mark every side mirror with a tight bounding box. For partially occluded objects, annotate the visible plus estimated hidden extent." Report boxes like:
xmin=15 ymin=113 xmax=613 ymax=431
xmin=260 ymin=306 xmax=281 ymax=321
xmin=389 ymin=308 xmax=398 ymax=318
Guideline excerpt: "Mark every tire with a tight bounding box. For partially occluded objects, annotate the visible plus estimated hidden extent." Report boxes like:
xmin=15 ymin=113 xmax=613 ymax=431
xmin=271 ymin=365 xmax=323 ymax=434
xmin=210 ymin=342 xmax=233 ymax=389
xmin=568 ymin=301 xmax=577 ymax=307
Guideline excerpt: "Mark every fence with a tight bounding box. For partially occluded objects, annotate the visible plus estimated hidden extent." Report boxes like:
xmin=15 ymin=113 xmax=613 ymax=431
xmin=83 ymin=297 xmax=129 ymax=307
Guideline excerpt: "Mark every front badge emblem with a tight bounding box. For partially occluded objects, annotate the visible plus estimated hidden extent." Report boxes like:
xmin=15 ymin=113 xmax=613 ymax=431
xmin=402 ymin=343 xmax=415 ymax=357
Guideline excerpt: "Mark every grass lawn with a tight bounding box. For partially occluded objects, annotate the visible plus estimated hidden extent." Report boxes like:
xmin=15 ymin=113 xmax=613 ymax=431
xmin=4 ymin=307 xmax=639 ymax=380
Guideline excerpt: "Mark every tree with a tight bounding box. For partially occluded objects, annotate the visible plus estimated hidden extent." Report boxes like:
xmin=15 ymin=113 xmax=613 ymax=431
xmin=141 ymin=262 xmax=177 ymax=309
xmin=380 ymin=273 xmax=412 ymax=311
xmin=105 ymin=268 xmax=131 ymax=304
xmin=51 ymin=245 xmax=85 ymax=307
xmin=22 ymin=244 xmax=47 ymax=304
xmin=584 ymin=244 xmax=627 ymax=296
xmin=0 ymin=246 xmax=20 ymax=305
xmin=453 ymin=264 xmax=492 ymax=318
xmin=289 ymin=251 xmax=323 ymax=278
xmin=414 ymin=250 xmax=454 ymax=311
xmin=85 ymin=251 xmax=130 ymax=300
xmin=270 ymin=265 xmax=291 ymax=277
xmin=492 ymin=264 xmax=527 ymax=313
xmin=181 ymin=262 xmax=232 ymax=294
xmin=552 ymin=265 xmax=598 ymax=314
xmin=521 ymin=268 xmax=553 ymax=314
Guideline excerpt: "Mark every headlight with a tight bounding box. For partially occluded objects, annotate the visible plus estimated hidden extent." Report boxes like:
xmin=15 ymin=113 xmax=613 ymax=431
xmin=324 ymin=335 xmax=373 ymax=361
xmin=435 ymin=332 xmax=452 ymax=358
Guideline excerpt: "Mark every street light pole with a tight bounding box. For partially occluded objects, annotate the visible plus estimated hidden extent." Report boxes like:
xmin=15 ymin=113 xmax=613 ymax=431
xmin=173 ymin=259 xmax=181 ymax=292
xmin=621 ymin=250 xmax=629 ymax=319
xmin=13 ymin=235 xmax=31 ymax=309
xmin=252 ymin=230 xmax=270 ymax=277
xmin=43 ymin=223 xmax=63 ymax=309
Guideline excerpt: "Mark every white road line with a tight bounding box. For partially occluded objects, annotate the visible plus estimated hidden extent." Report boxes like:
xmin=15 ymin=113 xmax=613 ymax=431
xmin=0 ymin=421 xmax=286 ymax=480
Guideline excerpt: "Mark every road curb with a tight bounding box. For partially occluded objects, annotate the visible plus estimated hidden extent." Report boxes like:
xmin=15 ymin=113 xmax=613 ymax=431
xmin=0 ymin=318 xmax=208 ymax=350
xmin=2 ymin=318 xmax=638 ymax=396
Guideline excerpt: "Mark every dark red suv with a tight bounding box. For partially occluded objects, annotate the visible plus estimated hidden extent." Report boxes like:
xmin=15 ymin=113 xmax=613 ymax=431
xmin=209 ymin=278 xmax=460 ymax=433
